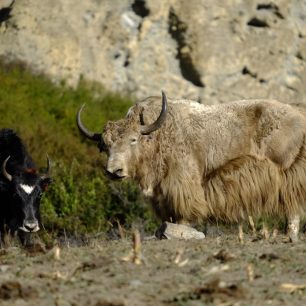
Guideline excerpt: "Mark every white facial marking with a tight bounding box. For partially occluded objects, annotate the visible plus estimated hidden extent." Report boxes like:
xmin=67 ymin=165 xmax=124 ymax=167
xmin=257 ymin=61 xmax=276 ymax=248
xmin=20 ymin=184 xmax=35 ymax=194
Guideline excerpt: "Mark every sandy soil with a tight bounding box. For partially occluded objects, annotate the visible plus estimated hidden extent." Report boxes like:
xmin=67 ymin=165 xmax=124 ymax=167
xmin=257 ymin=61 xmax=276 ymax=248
xmin=0 ymin=233 xmax=305 ymax=306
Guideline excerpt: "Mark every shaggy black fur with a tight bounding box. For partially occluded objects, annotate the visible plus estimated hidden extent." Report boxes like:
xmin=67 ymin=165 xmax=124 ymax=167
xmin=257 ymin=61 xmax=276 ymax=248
xmin=0 ymin=129 xmax=51 ymax=245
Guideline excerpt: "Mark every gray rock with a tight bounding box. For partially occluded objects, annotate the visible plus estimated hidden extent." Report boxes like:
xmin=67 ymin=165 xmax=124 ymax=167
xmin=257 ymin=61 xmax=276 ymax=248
xmin=0 ymin=0 xmax=306 ymax=104
xmin=0 ymin=0 xmax=13 ymax=10
xmin=155 ymin=222 xmax=205 ymax=240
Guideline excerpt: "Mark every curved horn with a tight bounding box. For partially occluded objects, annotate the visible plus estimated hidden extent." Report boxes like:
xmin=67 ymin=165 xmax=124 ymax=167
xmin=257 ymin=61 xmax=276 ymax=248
xmin=141 ymin=91 xmax=168 ymax=135
xmin=45 ymin=155 xmax=51 ymax=176
xmin=2 ymin=156 xmax=12 ymax=181
xmin=77 ymin=104 xmax=102 ymax=141
xmin=40 ymin=155 xmax=52 ymax=181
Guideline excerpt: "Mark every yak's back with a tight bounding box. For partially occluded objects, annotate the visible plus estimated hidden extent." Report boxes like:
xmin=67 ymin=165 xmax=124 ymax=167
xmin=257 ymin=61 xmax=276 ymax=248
xmin=0 ymin=129 xmax=34 ymax=174
xmin=132 ymin=96 xmax=207 ymax=127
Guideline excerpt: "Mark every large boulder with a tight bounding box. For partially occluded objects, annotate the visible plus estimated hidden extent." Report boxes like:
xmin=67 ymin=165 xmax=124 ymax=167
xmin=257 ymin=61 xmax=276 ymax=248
xmin=0 ymin=0 xmax=306 ymax=104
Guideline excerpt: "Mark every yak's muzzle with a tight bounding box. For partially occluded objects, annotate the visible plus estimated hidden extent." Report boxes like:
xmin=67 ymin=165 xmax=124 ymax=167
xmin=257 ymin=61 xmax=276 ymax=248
xmin=19 ymin=219 xmax=40 ymax=233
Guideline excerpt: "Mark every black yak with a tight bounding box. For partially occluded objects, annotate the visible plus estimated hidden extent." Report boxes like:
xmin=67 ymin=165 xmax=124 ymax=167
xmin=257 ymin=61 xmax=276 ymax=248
xmin=0 ymin=129 xmax=51 ymax=245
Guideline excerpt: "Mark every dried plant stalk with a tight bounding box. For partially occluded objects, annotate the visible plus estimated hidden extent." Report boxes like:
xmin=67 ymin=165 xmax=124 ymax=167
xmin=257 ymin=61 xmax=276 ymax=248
xmin=133 ymin=229 xmax=142 ymax=265
xmin=246 ymin=264 xmax=254 ymax=282
xmin=116 ymin=219 xmax=125 ymax=239
xmin=54 ymin=246 xmax=61 ymax=261
xmin=121 ymin=229 xmax=143 ymax=265
xmin=280 ymin=283 xmax=306 ymax=293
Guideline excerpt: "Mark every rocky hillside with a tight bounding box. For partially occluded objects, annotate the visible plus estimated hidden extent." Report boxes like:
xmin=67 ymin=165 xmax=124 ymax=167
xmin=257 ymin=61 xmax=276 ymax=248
xmin=0 ymin=0 xmax=306 ymax=104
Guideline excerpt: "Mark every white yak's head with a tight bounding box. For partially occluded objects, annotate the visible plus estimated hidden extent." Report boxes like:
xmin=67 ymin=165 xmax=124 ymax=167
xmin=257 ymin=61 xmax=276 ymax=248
xmin=77 ymin=92 xmax=168 ymax=179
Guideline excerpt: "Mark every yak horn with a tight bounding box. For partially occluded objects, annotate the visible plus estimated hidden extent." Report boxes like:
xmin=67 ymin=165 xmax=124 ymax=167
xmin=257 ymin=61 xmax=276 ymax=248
xmin=2 ymin=156 xmax=12 ymax=181
xmin=141 ymin=91 xmax=168 ymax=135
xmin=76 ymin=104 xmax=102 ymax=141
xmin=41 ymin=155 xmax=51 ymax=178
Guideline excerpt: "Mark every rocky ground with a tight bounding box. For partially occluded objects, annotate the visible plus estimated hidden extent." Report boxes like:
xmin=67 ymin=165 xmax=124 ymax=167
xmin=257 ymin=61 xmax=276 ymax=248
xmin=0 ymin=231 xmax=305 ymax=306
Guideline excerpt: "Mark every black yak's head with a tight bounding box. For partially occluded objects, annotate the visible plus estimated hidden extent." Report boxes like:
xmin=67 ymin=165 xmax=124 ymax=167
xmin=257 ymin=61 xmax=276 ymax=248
xmin=2 ymin=156 xmax=52 ymax=233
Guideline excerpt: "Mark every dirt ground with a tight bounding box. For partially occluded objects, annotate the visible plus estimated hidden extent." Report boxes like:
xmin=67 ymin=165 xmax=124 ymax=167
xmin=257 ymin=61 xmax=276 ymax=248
xmin=0 ymin=231 xmax=305 ymax=306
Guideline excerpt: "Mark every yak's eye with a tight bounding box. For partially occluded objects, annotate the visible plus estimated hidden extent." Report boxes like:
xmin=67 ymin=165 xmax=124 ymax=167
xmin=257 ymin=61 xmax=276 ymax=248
xmin=130 ymin=137 xmax=138 ymax=145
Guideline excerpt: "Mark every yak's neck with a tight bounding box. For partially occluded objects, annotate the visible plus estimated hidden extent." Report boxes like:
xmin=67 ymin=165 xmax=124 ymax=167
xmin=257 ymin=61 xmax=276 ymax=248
xmin=135 ymin=141 xmax=169 ymax=197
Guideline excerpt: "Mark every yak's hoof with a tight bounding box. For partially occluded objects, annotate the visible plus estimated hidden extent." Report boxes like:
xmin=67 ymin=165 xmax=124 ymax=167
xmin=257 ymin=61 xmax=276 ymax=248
xmin=289 ymin=235 xmax=299 ymax=243
xmin=155 ymin=222 xmax=205 ymax=240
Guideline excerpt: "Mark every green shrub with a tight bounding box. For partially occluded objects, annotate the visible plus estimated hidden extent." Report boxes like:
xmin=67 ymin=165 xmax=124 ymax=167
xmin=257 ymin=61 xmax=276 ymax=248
xmin=0 ymin=61 xmax=158 ymax=237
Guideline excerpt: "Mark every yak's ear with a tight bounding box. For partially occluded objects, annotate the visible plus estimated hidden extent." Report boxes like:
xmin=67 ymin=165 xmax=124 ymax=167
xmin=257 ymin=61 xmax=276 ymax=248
xmin=40 ymin=177 xmax=52 ymax=191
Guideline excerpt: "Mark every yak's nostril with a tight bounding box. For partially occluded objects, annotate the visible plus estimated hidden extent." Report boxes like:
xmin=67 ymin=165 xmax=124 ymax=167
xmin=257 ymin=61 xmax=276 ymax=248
xmin=114 ymin=169 xmax=123 ymax=176
xmin=24 ymin=221 xmax=38 ymax=232
xmin=105 ymin=168 xmax=126 ymax=180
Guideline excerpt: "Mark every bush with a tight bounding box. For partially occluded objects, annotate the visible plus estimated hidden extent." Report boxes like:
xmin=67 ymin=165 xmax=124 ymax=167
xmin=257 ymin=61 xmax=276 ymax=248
xmin=0 ymin=61 xmax=157 ymax=237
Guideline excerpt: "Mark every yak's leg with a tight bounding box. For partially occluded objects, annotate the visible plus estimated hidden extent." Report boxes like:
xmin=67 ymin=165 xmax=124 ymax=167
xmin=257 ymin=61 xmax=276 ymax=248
xmin=288 ymin=215 xmax=300 ymax=242
xmin=248 ymin=216 xmax=256 ymax=236
xmin=261 ymin=221 xmax=270 ymax=240
xmin=238 ymin=224 xmax=244 ymax=244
